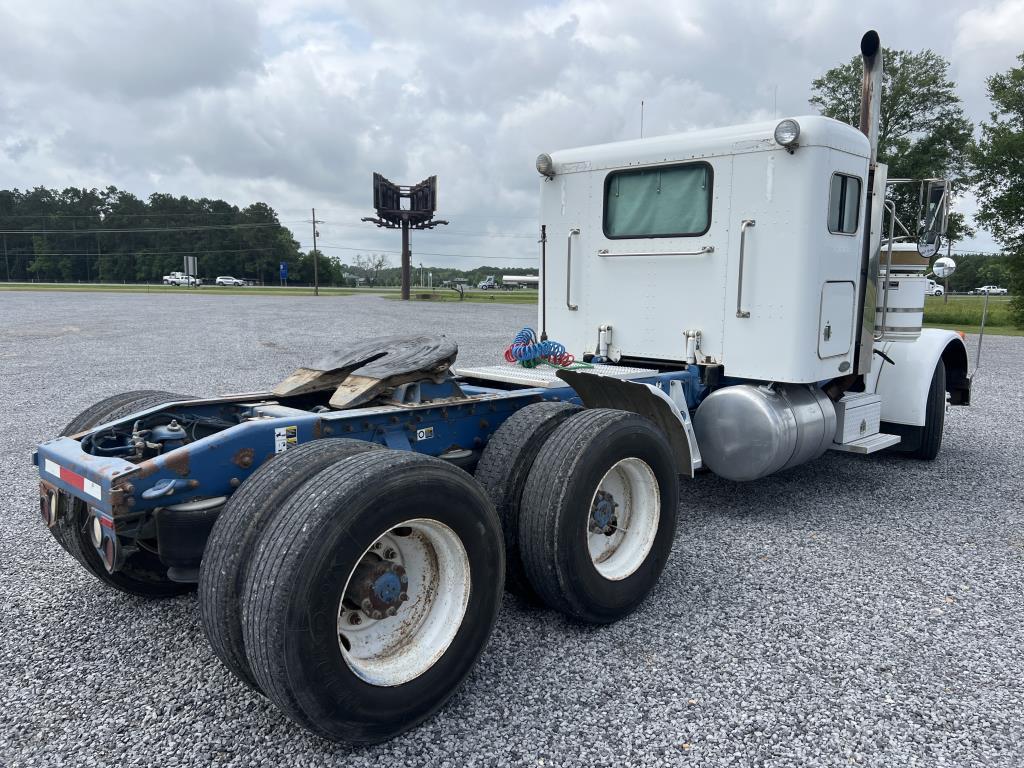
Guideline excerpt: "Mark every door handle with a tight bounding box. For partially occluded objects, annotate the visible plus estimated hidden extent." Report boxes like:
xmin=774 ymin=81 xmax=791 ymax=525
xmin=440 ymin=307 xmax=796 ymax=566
xmin=736 ymin=219 xmax=756 ymax=318
xmin=566 ymin=228 xmax=580 ymax=311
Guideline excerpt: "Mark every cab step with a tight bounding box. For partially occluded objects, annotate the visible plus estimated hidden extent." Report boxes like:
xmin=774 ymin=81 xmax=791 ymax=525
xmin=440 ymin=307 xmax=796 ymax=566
xmin=830 ymin=433 xmax=901 ymax=454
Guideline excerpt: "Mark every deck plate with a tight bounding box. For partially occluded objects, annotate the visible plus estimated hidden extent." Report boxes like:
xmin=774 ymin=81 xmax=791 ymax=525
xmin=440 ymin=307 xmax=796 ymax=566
xmin=454 ymin=363 xmax=658 ymax=389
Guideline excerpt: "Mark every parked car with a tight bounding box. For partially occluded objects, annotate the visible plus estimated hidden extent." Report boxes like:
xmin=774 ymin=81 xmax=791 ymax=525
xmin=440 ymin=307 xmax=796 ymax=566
xmin=975 ymin=285 xmax=1008 ymax=295
xmin=926 ymin=279 xmax=944 ymax=296
xmin=215 ymin=276 xmax=246 ymax=286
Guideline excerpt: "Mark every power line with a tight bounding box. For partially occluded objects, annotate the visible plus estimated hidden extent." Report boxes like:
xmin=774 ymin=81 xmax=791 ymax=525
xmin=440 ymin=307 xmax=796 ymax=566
xmin=4 ymin=247 xmax=274 ymax=259
xmin=313 ymin=218 xmax=535 ymax=239
xmin=0 ymin=211 xmax=279 ymax=220
xmin=0 ymin=223 xmax=283 ymax=235
xmin=315 ymin=242 xmax=538 ymax=261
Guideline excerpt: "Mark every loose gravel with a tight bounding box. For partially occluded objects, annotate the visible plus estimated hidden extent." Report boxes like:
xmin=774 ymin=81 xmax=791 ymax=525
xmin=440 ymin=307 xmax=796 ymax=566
xmin=1 ymin=291 xmax=1022 ymax=767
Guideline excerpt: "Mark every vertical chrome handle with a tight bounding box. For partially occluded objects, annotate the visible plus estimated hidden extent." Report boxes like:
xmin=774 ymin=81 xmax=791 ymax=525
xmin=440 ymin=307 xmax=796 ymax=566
xmin=566 ymin=228 xmax=580 ymax=311
xmin=874 ymin=200 xmax=897 ymax=341
xmin=735 ymin=219 xmax=756 ymax=318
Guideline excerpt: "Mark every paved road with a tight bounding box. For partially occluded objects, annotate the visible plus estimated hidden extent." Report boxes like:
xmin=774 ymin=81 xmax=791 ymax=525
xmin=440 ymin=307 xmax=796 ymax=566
xmin=1 ymin=292 xmax=1021 ymax=767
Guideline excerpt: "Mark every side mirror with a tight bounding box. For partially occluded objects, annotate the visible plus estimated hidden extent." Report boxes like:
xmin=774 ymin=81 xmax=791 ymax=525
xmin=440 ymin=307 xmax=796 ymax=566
xmin=932 ymin=256 xmax=956 ymax=279
xmin=917 ymin=181 xmax=949 ymax=259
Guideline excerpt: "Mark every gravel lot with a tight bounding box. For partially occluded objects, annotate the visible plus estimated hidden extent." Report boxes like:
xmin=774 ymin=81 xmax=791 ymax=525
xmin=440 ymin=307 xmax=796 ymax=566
xmin=1 ymin=292 xmax=1022 ymax=767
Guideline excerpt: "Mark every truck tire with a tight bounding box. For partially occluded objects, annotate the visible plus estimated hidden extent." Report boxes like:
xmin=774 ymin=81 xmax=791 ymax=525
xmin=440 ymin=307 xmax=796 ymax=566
xmin=912 ymin=360 xmax=946 ymax=460
xmin=518 ymin=409 xmax=678 ymax=624
xmin=199 ymin=438 xmax=384 ymax=693
xmin=887 ymin=360 xmax=946 ymax=460
xmin=474 ymin=400 xmax=580 ymax=600
xmin=52 ymin=390 xmax=196 ymax=598
xmin=242 ymin=450 xmax=504 ymax=744
xmin=60 ymin=390 xmax=193 ymax=439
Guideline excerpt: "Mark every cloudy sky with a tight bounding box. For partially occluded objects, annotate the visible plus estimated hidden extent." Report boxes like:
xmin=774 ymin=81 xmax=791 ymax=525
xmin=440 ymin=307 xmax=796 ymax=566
xmin=2 ymin=0 xmax=1022 ymax=267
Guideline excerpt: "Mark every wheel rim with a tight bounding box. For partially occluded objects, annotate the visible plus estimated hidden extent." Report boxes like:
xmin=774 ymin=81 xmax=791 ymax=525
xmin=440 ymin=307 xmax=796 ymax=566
xmin=585 ymin=457 xmax=660 ymax=581
xmin=336 ymin=518 xmax=470 ymax=687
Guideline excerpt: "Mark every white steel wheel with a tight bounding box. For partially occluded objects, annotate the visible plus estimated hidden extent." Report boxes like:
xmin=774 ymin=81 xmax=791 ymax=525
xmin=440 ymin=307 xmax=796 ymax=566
xmin=586 ymin=457 xmax=661 ymax=581
xmin=337 ymin=518 xmax=471 ymax=687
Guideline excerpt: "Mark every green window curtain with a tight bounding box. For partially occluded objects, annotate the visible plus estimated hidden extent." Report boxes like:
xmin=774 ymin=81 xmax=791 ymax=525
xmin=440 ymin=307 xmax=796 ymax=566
xmin=605 ymin=164 xmax=710 ymax=237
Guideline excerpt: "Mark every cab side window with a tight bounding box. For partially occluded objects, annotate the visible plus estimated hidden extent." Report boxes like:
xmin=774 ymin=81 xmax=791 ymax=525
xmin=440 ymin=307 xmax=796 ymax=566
xmin=828 ymin=173 xmax=861 ymax=235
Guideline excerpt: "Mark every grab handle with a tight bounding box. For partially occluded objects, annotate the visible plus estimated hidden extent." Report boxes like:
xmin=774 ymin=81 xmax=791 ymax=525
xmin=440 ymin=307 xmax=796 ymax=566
xmin=566 ymin=228 xmax=580 ymax=311
xmin=736 ymin=219 xmax=756 ymax=318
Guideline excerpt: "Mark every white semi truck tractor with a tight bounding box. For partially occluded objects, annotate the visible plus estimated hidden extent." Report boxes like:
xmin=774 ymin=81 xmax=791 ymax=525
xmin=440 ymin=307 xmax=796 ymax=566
xmin=35 ymin=30 xmax=974 ymax=744
xmin=530 ymin=30 xmax=970 ymax=479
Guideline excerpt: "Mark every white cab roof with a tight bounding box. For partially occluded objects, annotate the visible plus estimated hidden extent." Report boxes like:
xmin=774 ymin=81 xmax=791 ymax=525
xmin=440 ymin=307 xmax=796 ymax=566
xmin=549 ymin=115 xmax=869 ymax=172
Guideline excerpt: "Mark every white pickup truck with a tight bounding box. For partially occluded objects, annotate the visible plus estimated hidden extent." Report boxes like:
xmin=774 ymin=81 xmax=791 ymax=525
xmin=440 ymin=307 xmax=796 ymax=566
xmin=163 ymin=272 xmax=202 ymax=286
xmin=974 ymin=285 xmax=1007 ymax=295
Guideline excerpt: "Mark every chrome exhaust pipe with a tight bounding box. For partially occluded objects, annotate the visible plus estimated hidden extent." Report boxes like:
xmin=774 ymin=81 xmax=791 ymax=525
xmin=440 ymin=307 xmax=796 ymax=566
xmin=858 ymin=30 xmax=883 ymax=164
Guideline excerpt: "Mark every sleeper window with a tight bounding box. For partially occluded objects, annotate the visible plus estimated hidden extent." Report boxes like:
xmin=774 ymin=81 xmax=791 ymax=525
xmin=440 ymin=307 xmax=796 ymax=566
xmin=828 ymin=173 xmax=861 ymax=234
xmin=604 ymin=163 xmax=712 ymax=238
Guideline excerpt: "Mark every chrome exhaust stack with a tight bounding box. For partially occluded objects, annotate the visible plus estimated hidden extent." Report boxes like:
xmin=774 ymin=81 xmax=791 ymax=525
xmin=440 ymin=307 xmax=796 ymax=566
xmin=858 ymin=30 xmax=883 ymax=165
xmin=853 ymin=30 xmax=887 ymax=376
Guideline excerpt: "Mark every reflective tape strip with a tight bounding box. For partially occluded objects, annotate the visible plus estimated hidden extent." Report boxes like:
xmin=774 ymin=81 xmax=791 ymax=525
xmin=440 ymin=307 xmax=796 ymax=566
xmin=43 ymin=458 xmax=102 ymax=500
xmin=874 ymin=307 xmax=923 ymax=313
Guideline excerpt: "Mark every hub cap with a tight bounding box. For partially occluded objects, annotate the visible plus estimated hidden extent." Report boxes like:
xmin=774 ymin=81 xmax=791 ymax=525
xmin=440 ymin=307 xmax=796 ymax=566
xmin=586 ymin=457 xmax=660 ymax=581
xmin=337 ymin=519 xmax=470 ymax=687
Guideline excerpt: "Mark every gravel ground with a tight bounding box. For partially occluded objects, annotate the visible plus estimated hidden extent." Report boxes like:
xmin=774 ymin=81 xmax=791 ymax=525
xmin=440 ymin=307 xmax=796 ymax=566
xmin=1 ymin=292 xmax=1022 ymax=767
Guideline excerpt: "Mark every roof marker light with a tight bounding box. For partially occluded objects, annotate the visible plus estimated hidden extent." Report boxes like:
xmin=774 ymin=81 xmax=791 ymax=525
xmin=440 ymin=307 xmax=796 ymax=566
xmin=774 ymin=119 xmax=801 ymax=150
xmin=535 ymin=153 xmax=555 ymax=178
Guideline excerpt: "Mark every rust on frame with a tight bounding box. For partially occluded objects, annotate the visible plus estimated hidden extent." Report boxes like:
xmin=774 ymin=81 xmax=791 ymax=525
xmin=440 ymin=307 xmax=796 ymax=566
xmin=164 ymin=450 xmax=191 ymax=478
xmin=233 ymin=447 xmax=255 ymax=469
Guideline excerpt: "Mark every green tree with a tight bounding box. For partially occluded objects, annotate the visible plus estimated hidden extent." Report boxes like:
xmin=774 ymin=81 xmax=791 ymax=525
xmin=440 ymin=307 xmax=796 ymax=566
xmin=810 ymin=47 xmax=974 ymax=242
xmin=973 ymin=53 xmax=1024 ymax=326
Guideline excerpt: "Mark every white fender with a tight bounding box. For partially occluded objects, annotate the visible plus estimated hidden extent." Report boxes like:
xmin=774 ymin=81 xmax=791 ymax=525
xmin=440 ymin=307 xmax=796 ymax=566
xmin=870 ymin=329 xmax=969 ymax=427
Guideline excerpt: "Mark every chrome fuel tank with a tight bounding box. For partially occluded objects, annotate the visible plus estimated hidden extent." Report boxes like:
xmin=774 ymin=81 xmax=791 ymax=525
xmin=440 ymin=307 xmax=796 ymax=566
xmin=693 ymin=383 xmax=837 ymax=481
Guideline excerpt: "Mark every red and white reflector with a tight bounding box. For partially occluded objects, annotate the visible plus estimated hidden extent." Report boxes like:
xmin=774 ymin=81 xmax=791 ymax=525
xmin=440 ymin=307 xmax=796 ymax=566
xmin=43 ymin=459 xmax=102 ymax=500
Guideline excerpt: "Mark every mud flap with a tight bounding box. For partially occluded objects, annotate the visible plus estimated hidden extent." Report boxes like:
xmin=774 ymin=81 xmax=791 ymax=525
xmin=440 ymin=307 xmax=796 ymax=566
xmin=556 ymin=369 xmax=701 ymax=477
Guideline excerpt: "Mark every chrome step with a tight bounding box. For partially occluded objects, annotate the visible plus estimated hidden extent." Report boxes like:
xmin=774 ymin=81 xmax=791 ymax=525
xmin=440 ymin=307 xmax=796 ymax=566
xmin=830 ymin=432 xmax=901 ymax=454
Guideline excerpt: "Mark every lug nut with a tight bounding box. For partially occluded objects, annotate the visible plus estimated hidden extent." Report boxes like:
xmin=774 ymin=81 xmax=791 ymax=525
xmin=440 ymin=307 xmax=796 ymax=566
xmin=349 ymin=613 xmax=361 ymax=626
xmin=385 ymin=606 xmax=397 ymax=617
xmin=399 ymin=574 xmax=408 ymax=585
xmin=383 ymin=548 xmax=396 ymax=560
xmin=400 ymin=592 xmax=409 ymax=602
xmin=361 ymin=598 xmax=373 ymax=613
xmin=371 ymin=610 xmax=383 ymax=620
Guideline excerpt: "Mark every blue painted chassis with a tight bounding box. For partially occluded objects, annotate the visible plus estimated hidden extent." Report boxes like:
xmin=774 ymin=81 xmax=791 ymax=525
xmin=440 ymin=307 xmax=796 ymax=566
xmin=34 ymin=368 xmax=703 ymax=529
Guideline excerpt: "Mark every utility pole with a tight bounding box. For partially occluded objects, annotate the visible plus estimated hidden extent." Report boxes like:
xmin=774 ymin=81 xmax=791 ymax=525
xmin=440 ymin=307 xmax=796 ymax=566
xmin=3 ymin=234 xmax=9 ymax=282
xmin=310 ymin=207 xmax=323 ymax=296
xmin=401 ymin=220 xmax=410 ymax=299
xmin=640 ymin=100 xmax=645 ymax=138
xmin=944 ymin=238 xmax=952 ymax=305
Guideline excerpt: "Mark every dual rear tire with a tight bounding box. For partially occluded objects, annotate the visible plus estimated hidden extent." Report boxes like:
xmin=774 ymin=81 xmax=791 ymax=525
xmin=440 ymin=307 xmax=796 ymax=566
xmin=199 ymin=405 xmax=678 ymax=743
xmin=199 ymin=444 xmax=504 ymax=744
xmin=477 ymin=404 xmax=679 ymax=623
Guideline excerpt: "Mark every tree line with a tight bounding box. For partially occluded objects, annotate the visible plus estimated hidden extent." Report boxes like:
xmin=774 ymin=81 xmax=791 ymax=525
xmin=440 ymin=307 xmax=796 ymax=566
xmin=0 ymin=187 xmax=306 ymax=285
xmin=0 ymin=186 xmax=539 ymax=288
